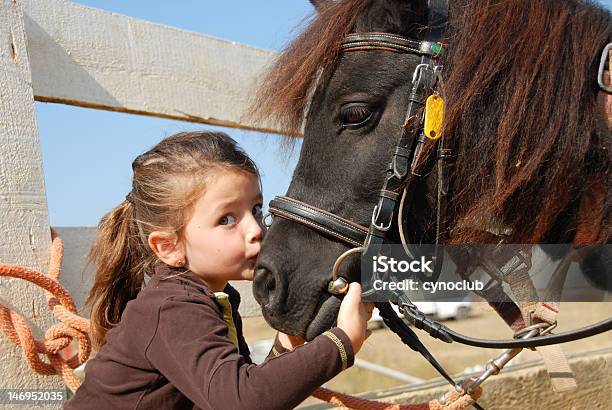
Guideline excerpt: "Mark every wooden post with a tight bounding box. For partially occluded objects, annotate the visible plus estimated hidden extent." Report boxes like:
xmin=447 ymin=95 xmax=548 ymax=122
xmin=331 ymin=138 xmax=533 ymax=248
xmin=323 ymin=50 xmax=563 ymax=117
xmin=0 ymin=0 xmax=65 ymax=396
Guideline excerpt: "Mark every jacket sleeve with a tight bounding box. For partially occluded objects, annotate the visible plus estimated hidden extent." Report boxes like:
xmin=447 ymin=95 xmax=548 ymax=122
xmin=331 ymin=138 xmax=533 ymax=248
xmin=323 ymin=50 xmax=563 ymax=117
xmin=145 ymin=295 xmax=354 ymax=410
xmin=234 ymin=310 xmax=253 ymax=364
xmin=266 ymin=333 xmax=289 ymax=359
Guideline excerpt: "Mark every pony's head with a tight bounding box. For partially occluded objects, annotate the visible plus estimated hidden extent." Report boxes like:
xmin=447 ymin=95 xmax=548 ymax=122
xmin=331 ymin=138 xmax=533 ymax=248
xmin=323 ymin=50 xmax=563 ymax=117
xmin=252 ymin=0 xmax=611 ymax=340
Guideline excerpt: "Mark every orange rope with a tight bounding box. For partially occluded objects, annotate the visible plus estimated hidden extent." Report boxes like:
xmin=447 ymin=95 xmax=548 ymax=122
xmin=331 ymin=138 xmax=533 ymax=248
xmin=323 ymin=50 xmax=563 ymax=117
xmin=0 ymin=229 xmax=90 ymax=392
xmin=0 ymin=229 xmax=481 ymax=409
xmin=312 ymin=379 xmax=482 ymax=410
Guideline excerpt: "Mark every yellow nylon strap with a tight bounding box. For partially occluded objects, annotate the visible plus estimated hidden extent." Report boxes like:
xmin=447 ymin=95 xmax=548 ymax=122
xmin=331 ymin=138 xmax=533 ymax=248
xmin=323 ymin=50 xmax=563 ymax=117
xmin=214 ymin=292 xmax=240 ymax=352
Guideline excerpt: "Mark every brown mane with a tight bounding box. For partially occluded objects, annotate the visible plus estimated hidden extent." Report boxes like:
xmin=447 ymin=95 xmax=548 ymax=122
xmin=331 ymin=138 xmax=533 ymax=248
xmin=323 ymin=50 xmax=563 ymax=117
xmin=442 ymin=0 xmax=610 ymax=243
xmin=252 ymin=0 xmax=610 ymax=244
xmin=251 ymin=0 xmax=370 ymax=135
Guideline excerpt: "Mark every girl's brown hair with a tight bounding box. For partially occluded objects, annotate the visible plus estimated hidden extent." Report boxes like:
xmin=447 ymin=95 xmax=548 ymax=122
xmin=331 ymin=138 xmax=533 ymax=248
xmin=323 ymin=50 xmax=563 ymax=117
xmin=87 ymin=131 xmax=259 ymax=347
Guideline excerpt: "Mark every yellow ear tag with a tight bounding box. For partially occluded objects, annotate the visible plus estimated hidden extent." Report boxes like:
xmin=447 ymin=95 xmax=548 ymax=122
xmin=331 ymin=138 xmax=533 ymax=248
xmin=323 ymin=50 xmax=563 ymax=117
xmin=424 ymin=93 xmax=445 ymax=140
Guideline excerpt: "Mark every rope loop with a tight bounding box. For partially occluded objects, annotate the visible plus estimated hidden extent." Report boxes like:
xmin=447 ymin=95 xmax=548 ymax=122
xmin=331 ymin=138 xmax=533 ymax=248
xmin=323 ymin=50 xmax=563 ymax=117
xmin=0 ymin=229 xmax=91 ymax=392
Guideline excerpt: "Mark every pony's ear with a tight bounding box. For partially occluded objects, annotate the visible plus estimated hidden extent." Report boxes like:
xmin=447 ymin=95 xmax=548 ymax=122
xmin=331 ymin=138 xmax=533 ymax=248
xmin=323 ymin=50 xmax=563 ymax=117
xmin=309 ymin=0 xmax=328 ymax=12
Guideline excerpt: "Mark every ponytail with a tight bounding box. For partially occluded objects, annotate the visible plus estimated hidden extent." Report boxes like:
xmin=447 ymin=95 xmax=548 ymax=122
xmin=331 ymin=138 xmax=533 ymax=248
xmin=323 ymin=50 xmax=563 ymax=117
xmin=87 ymin=199 xmax=150 ymax=347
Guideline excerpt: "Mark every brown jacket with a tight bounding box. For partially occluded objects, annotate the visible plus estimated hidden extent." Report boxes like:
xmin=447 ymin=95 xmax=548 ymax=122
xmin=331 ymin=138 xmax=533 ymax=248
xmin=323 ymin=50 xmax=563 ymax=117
xmin=65 ymin=264 xmax=354 ymax=410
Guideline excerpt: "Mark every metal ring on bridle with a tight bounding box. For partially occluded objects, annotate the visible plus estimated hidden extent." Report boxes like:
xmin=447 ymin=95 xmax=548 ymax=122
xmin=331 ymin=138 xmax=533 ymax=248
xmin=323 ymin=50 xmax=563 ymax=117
xmin=262 ymin=213 xmax=274 ymax=228
xmin=332 ymin=247 xmax=364 ymax=281
xmin=328 ymin=247 xmax=364 ymax=294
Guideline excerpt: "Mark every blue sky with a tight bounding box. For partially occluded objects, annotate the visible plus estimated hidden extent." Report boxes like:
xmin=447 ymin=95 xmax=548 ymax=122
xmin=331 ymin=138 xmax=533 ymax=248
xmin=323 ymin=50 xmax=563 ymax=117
xmin=36 ymin=0 xmax=611 ymax=226
xmin=37 ymin=1 xmax=315 ymax=227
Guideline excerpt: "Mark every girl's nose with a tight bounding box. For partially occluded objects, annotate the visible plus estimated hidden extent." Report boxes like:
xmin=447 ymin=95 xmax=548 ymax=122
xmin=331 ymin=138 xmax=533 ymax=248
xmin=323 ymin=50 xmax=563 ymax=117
xmin=246 ymin=214 xmax=263 ymax=243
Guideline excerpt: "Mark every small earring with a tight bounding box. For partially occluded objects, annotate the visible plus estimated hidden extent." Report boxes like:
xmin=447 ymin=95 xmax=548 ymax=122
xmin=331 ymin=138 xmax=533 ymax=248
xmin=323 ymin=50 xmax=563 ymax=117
xmin=177 ymin=259 xmax=185 ymax=267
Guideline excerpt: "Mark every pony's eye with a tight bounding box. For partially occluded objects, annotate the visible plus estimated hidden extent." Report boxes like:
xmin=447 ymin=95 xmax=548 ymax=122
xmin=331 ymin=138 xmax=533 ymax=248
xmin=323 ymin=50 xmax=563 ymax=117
xmin=339 ymin=103 xmax=373 ymax=128
xmin=252 ymin=204 xmax=263 ymax=217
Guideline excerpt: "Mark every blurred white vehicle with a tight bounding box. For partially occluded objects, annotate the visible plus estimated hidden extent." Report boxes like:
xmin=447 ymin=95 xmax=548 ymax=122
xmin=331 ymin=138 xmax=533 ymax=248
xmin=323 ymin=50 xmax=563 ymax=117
xmin=369 ymin=301 xmax=472 ymax=328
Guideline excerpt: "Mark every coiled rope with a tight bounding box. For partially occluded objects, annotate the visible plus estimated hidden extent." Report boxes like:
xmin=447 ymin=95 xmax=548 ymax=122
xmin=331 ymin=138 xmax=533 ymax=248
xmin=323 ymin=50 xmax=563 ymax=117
xmin=312 ymin=381 xmax=481 ymax=410
xmin=0 ymin=229 xmax=90 ymax=393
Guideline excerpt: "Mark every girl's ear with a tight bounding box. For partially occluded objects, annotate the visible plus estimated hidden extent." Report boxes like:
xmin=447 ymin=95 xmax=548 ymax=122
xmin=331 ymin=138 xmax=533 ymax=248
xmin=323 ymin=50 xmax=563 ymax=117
xmin=148 ymin=231 xmax=185 ymax=267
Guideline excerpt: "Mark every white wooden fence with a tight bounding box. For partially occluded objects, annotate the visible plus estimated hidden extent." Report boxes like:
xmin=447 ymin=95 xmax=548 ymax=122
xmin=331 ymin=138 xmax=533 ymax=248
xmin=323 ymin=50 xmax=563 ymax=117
xmin=1 ymin=0 xmax=280 ymax=395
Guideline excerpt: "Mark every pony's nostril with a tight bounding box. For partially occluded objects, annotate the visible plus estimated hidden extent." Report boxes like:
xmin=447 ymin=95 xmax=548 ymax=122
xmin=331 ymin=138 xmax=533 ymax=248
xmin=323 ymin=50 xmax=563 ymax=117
xmin=253 ymin=267 xmax=277 ymax=306
xmin=263 ymin=271 xmax=276 ymax=292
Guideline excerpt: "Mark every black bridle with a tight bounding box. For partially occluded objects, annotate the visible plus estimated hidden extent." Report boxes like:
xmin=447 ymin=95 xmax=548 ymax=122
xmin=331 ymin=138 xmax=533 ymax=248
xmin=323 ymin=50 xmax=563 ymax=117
xmin=265 ymin=0 xmax=612 ymax=402
xmin=271 ymin=5 xmax=450 ymax=286
xmin=268 ymin=0 xmax=481 ymax=399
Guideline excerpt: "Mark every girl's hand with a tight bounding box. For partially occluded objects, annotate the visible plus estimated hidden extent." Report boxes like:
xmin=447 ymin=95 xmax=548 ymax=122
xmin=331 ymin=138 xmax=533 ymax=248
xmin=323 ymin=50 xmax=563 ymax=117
xmin=277 ymin=332 xmax=306 ymax=350
xmin=336 ymin=282 xmax=373 ymax=354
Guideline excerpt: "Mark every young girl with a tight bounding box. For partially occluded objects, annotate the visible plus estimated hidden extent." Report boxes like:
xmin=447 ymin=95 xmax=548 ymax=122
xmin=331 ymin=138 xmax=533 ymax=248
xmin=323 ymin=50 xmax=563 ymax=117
xmin=65 ymin=131 xmax=372 ymax=410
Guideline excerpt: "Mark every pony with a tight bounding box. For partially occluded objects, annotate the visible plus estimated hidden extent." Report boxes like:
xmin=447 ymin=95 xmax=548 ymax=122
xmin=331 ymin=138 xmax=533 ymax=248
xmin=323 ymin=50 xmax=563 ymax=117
xmin=251 ymin=0 xmax=611 ymax=341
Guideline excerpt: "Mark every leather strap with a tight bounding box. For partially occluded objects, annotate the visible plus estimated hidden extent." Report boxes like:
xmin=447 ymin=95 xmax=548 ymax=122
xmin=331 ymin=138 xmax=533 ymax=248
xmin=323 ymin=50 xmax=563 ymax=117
xmin=341 ymin=33 xmax=443 ymax=57
xmin=268 ymin=196 xmax=368 ymax=247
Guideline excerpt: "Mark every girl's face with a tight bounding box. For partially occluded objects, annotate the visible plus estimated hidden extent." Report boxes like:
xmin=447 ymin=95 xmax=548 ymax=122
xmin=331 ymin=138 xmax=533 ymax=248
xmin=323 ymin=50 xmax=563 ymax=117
xmin=182 ymin=169 xmax=264 ymax=292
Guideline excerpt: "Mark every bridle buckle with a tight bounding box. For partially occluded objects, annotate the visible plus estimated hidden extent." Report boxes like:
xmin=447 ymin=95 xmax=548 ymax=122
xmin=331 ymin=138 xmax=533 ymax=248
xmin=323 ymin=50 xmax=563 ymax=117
xmin=371 ymin=204 xmax=393 ymax=232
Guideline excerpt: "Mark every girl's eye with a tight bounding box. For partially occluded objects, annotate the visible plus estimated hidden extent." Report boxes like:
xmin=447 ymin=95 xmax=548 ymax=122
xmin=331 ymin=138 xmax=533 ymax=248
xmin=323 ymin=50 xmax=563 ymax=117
xmin=339 ymin=103 xmax=373 ymax=129
xmin=219 ymin=215 xmax=236 ymax=226
xmin=252 ymin=204 xmax=263 ymax=217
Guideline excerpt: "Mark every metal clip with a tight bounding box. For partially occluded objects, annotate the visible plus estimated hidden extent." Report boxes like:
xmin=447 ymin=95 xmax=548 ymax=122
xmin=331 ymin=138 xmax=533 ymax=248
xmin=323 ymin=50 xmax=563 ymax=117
xmin=412 ymin=63 xmax=430 ymax=84
xmin=597 ymin=43 xmax=612 ymax=93
xmin=432 ymin=65 xmax=443 ymax=89
xmin=464 ymin=326 xmax=543 ymax=394
xmin=525 ymin=311 xmax=558 ymax=335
